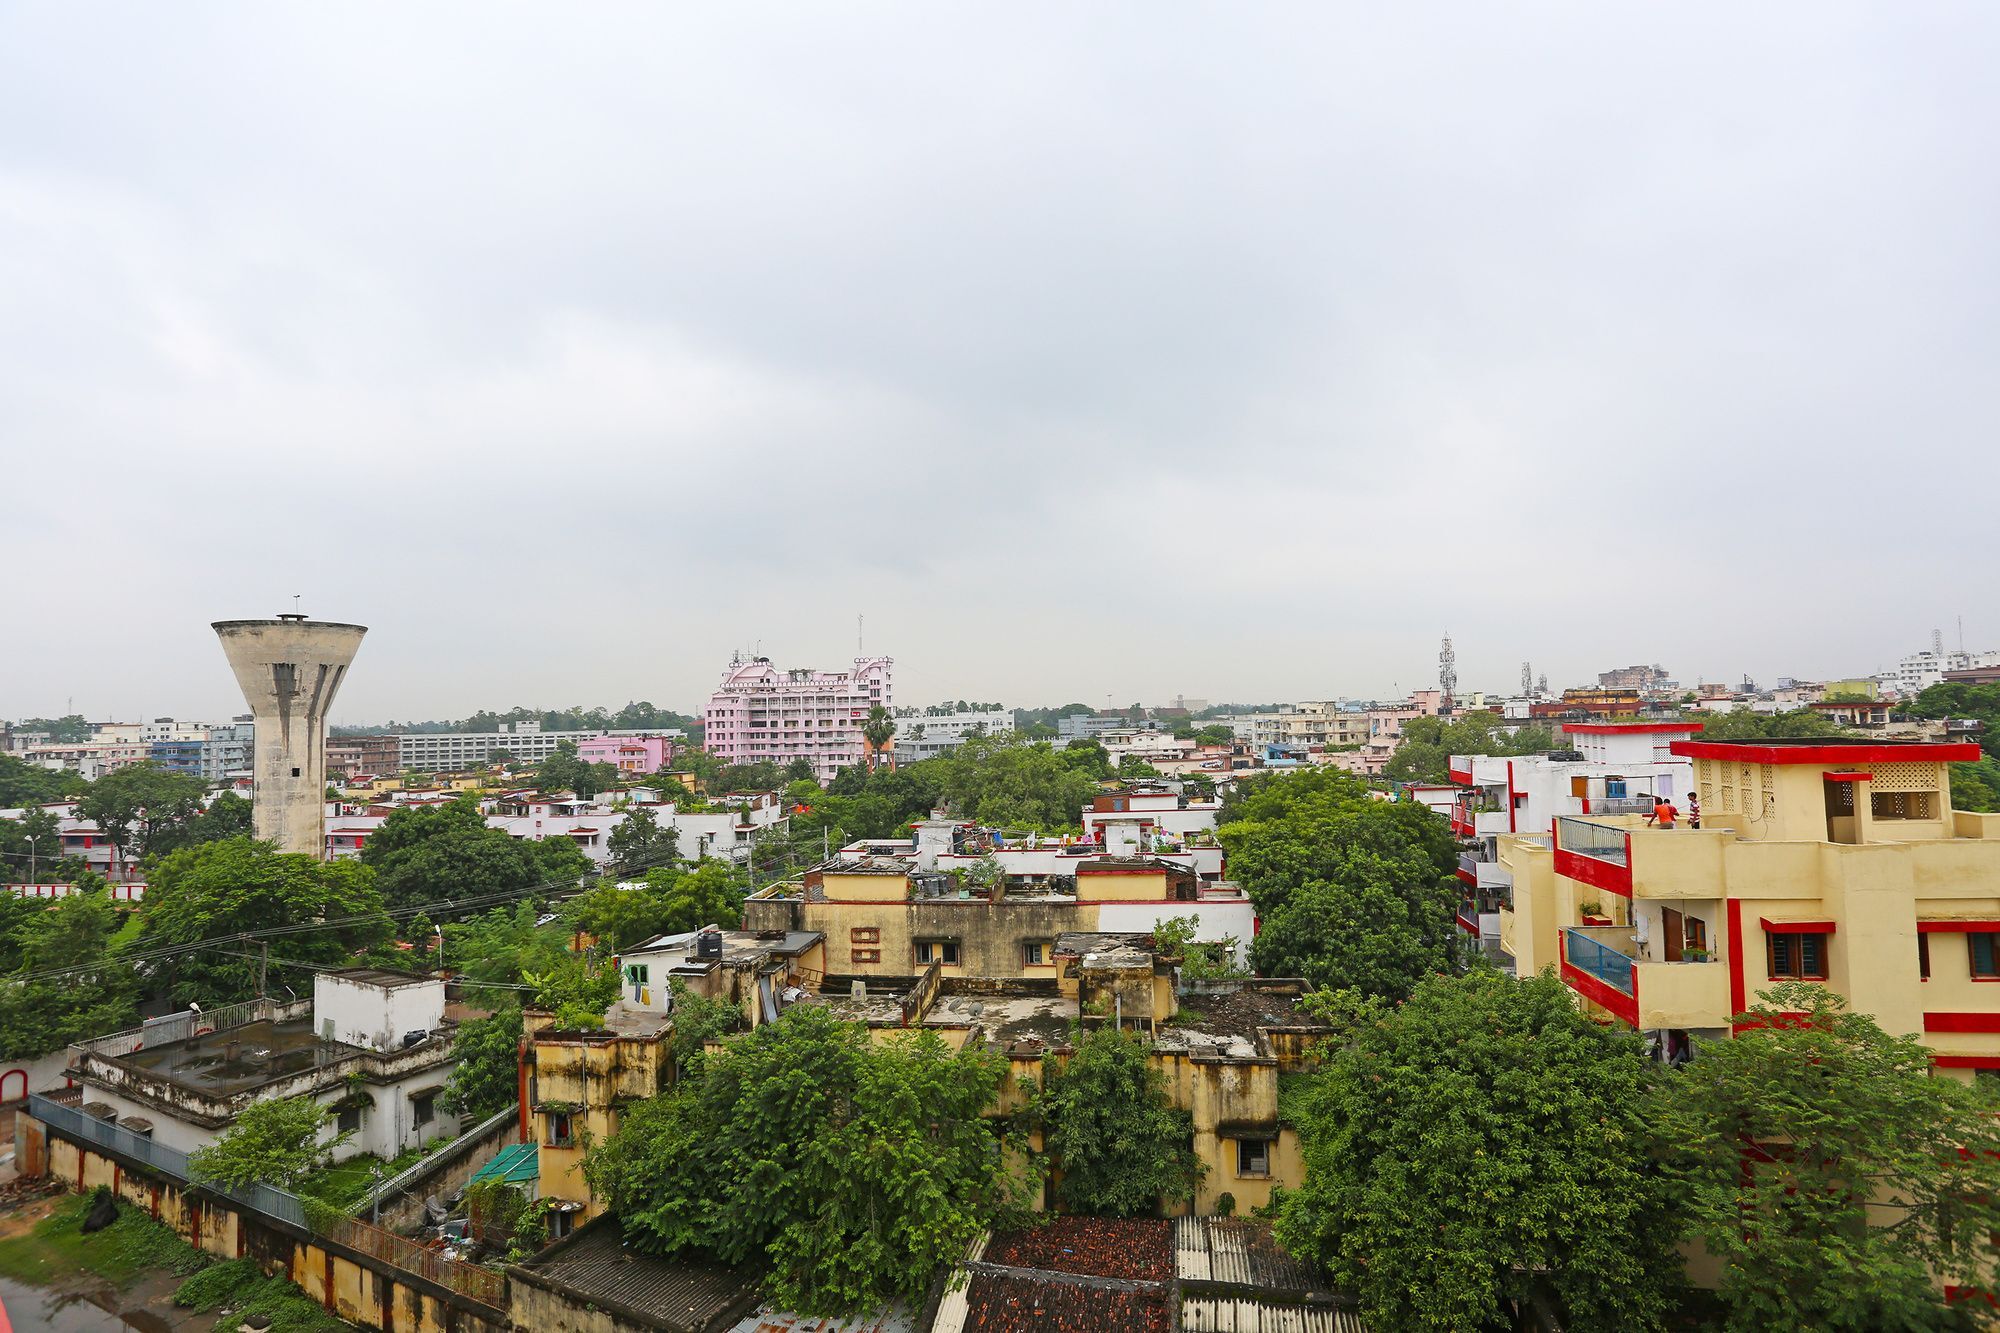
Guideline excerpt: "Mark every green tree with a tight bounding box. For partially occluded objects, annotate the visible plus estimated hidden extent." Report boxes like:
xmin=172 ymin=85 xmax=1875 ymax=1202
xmin=663 ymin=979 xmax=743 ymax=1075
xmin=78 ymin=762 xmax=209 ymax=866
xmin=189 ymin=1096 xmax=350 ymax=1192
xmin=1220 ymin=770 xmax=1458 ymax=999
xmin=537 ymin=742 xmax=602 ymax=798
xmin=443 ymin=1005 xmax=524 ymax=1119
xmin=0 ymin=753 xmax=89 ymax=807
xmin=134 ymin=838 xmax=393 ymax=1004
xmin=938 ymin=735 xmax=1100 ymax=830
xmin=526 ymin=953 xmax=621 ymax=1028
xmin=782 ymin=756 xmax=818 ymax=784
xmin=586 ymin=1005 xmax=1028 ymax=1314
xmin=360 ymin=797 xmax=591 ymax=911
xmin=15 ymin=714 xmax=92 ymax=743
xmin=861 ymin=705 xmax=896 ymax=772
xmin=1150 ymin=914 xmax=1246 ymax=981
xmin=565 ymin=862 xmax=745 ymax=951
xmin=606 ymin=806 xmax=679 ymax=876
xmin=1277 ymin=972 xmax=1684 ymax=1331
xmin=1665 ymin=983 xmax=2000 ymax=1332
xmin=1683 ymin=707 xmax=1854 ymax=741
xmin=1034 ymin=1025 xmax=1203 ymax=1216
xmin=443 ymin=902 xmax=573 ymax=988
xmin=185 ymin=791 xmax=253 ymax=845
xmin=0 ymin=888 xmax=140 ymax=1059
xmin=0 ymin=806 xmax=80 ymax=884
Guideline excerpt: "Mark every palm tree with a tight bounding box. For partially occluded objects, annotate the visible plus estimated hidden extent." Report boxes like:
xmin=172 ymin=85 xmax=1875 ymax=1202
xmin=862 ymin=706 xmax=897 ymax=773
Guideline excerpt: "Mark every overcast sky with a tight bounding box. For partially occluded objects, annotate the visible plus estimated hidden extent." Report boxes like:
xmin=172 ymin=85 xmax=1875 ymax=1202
xmin=3 ymin=4 xmax=1996 ymax=724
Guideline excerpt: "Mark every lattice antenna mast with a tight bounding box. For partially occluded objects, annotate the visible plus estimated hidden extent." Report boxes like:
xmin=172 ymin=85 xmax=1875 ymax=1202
xmin=1934 ymin=627 xmax=1945 ymax=659
xmin=1521 ymin=661 xmax=1533 ymax=695
xmin=1439 ymin=634 xmax=1458 ymax=711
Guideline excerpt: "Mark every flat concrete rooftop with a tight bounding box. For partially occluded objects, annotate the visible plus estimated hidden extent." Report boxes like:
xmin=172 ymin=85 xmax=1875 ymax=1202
xmin=107 ymin=1018 xmax=357 ymax=1099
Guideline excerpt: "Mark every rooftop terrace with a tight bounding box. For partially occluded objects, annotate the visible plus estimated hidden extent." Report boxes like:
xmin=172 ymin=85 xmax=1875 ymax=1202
xmin=103 ymin=1018 xmax=357 ymax=1099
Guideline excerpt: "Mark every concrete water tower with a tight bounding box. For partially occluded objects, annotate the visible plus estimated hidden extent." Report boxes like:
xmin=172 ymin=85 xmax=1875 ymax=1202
xmin=212 ymin=614 xmax=367 ymax=856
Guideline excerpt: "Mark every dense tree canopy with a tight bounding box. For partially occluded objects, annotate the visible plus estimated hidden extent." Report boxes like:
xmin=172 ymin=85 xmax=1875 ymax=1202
xmin=134 ymin=838 xmax=393 ymax=1004
xmin=443 ymin=1005 xmax=524 ymax=1120
xmin=1679 ymin=707 xmax=1855 ymax=741
xmin=0 ymin=753 xmax=88 ymax=807
xmin=0 ymin=888 xmax=140 ymax=1059
xmin=0 ymin=806 xmax=82 ymax=884
xmin=189 ymin=1096 xmax=348 ymax=1192
xmin=442 ymin=902 xmax=573 ymax=988
xmin=1665 ymin=983 xmax=2000 ymax=1332
xmin=1905 ymin=683 xmax=2000 ymax=812
xmin=563 ymin=862 xmax=745 ymax=951
xmin=1220 ymin=769 xmax=1458 ymax=999
xmin=77 ymin=762 xmax=209 ymax=865
xmin=1381 ymin=715 xmax=1556 ymax=784
xmin=587 ymin=1005 xmax=1028 ymax=1314
xmin=1033 ymin=1025 xmax=1203 ymax=1216
xmin=1278 ymin=972 xmax=1684 ymax=1331
xmin=359 ymin=797 xmax=592 ymax=911
xmin=605 ymin=806 xmax=679 ymax=876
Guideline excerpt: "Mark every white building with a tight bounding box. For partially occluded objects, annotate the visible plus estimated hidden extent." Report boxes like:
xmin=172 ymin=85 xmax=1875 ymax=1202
xmin=398 ymin=723 xmax=684 ymax=773
xmin=1893 ymin=647 xmax=2000 ymax=694
xmin=326 ymin=792 xmax=790 ymax=870
xmin=889 ymin=709 xmax=1014 ymax=763
xmin=1445 ymin=721 xmax=1700 ymax=943
xmin=65 ymin=970 xmax=459 ymax=1162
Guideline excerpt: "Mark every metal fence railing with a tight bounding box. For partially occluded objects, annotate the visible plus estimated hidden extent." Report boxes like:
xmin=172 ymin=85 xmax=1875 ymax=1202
xmin=1557 ymin=817 xmax=1629 ymax=865
xmin=1564 ymin=929 xmax=1636 ymax=996
xmin=1457 ymin=852 xmax=1480 ymax=877
xmin=1592 ymin=797 xmax=1659 ymax=816
xmin=26 ymin=1093 xmax=503 ymax=1309
xmin=68 ymin=999 xmax=289 ymax=1061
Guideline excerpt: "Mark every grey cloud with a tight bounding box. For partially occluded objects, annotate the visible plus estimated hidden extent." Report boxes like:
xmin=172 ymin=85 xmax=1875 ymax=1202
xmin=2 ymin=3 xmax=1997 ymax=720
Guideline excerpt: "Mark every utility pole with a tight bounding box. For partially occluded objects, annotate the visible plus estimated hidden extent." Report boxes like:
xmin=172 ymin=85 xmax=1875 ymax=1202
xmin=24 ymin=835 xmax=34 ymax=886
xmin=258 ymin=942 xmax=269 ymax=998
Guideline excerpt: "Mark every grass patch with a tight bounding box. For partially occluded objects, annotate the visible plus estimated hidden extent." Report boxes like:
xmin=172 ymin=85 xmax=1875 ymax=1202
xmin=0 ymin=1189 xmax=209 ymax=1289
xmin=298 ymin=1141 xmax=434 ymax=1212
xmin=175 ymin=1257 xmax=351 ymax=1332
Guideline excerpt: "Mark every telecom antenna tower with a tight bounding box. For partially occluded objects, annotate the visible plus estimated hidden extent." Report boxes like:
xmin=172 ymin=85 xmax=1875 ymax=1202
xmin=1521 ymin=662 xmax=1533 ymax=695
xmin=213 ymin=612 xmax=366 ymax=857
xmin=1439 ymin=634 xmax=1458 ymax=712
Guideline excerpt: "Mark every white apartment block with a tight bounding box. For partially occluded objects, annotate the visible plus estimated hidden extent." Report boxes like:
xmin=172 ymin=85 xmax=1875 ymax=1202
xmin=1894 ymin=648 xmax=2000 ymax=694
xmin=397 ymin=723 xmax=683 ymax=773
xmin=890 ymin=709 xmax=1014 ymax=763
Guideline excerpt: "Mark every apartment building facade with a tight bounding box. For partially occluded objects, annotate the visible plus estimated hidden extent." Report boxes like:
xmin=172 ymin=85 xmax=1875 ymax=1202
xmin=887 ymin=708 xmax=1014 ymax=763
xmin=396 ymin=723 xmax=683 ymax=772
xmin=1498 ymin=737 xmax=2000 ymax=1078
xmin=1447 ymin=721 xmax=1699 ymax=943
xmin=702 ymin=654 xmax=892 ymax=782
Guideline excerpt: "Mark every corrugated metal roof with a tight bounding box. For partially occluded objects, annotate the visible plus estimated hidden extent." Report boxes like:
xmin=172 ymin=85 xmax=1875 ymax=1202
xmin=1181 ymin=1296 xmax=1368 ymax=1332
xmin=1174 ymin=1218 xmax=1332 ymax=1294
xmin=724 ymin=1303 xmax=913 ymax=1332
xmin=518 ymin=1221 xmax=758 ymax=1331
xmin=466 ymin=1142 xmax=538 ymax=1186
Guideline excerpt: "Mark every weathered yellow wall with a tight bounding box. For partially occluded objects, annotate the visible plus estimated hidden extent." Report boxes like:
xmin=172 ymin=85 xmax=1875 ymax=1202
xmin=1075 ymin=870 xmax=1168 ymax=903
xmin=37 ymin=1137 xmax=498 ymax=1333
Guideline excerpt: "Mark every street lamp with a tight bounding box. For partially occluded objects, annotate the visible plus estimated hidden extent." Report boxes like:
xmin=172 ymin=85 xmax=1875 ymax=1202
xmin=23 ymin=834 xmax=34 ymax=885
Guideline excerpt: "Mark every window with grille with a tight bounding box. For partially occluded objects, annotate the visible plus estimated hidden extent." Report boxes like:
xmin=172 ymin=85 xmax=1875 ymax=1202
xmin=1236 ymin=1139 xmax=1272 ymax=1177
xmin=1023 ymin=940 xmax=1052 ymax=967
xmin=916 ymin=940 xmax=961 ymax=966
xmin=1871 ymin=791 xmax=1935 ymax=820
xmin=849 ymin=927 xmax=880 ymax=943
xmin=1768 ymin=932 xmax=1827 ymax=980
xmin=1971 ymin=934 xmax=2000 ymax=979
xmin=850 ymin=948 xmax=881 ymax=963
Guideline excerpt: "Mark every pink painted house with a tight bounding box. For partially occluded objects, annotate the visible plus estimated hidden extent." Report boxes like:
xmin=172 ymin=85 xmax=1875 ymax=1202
xmin=578 ymin=734 xmax=675 ymax=775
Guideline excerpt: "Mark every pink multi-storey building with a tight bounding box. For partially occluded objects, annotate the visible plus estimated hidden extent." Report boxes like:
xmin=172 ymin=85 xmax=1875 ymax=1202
xmin=704 ymin=654 xmax=893 ymax=782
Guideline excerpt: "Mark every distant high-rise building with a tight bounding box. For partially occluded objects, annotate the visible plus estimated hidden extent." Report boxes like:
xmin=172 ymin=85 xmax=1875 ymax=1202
xmin=703 ymin=653 xmax=893 ymax=782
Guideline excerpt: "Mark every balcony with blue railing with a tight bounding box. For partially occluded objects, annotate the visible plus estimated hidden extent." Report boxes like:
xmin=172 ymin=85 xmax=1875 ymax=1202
xmin=1563 ymin=927 xmax=1636 ymax=994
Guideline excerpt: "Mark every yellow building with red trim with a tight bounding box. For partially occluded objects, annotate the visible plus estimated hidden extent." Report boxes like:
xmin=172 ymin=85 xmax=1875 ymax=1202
xmin=1499 ymin=737 xmax=2000 ymax=1077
